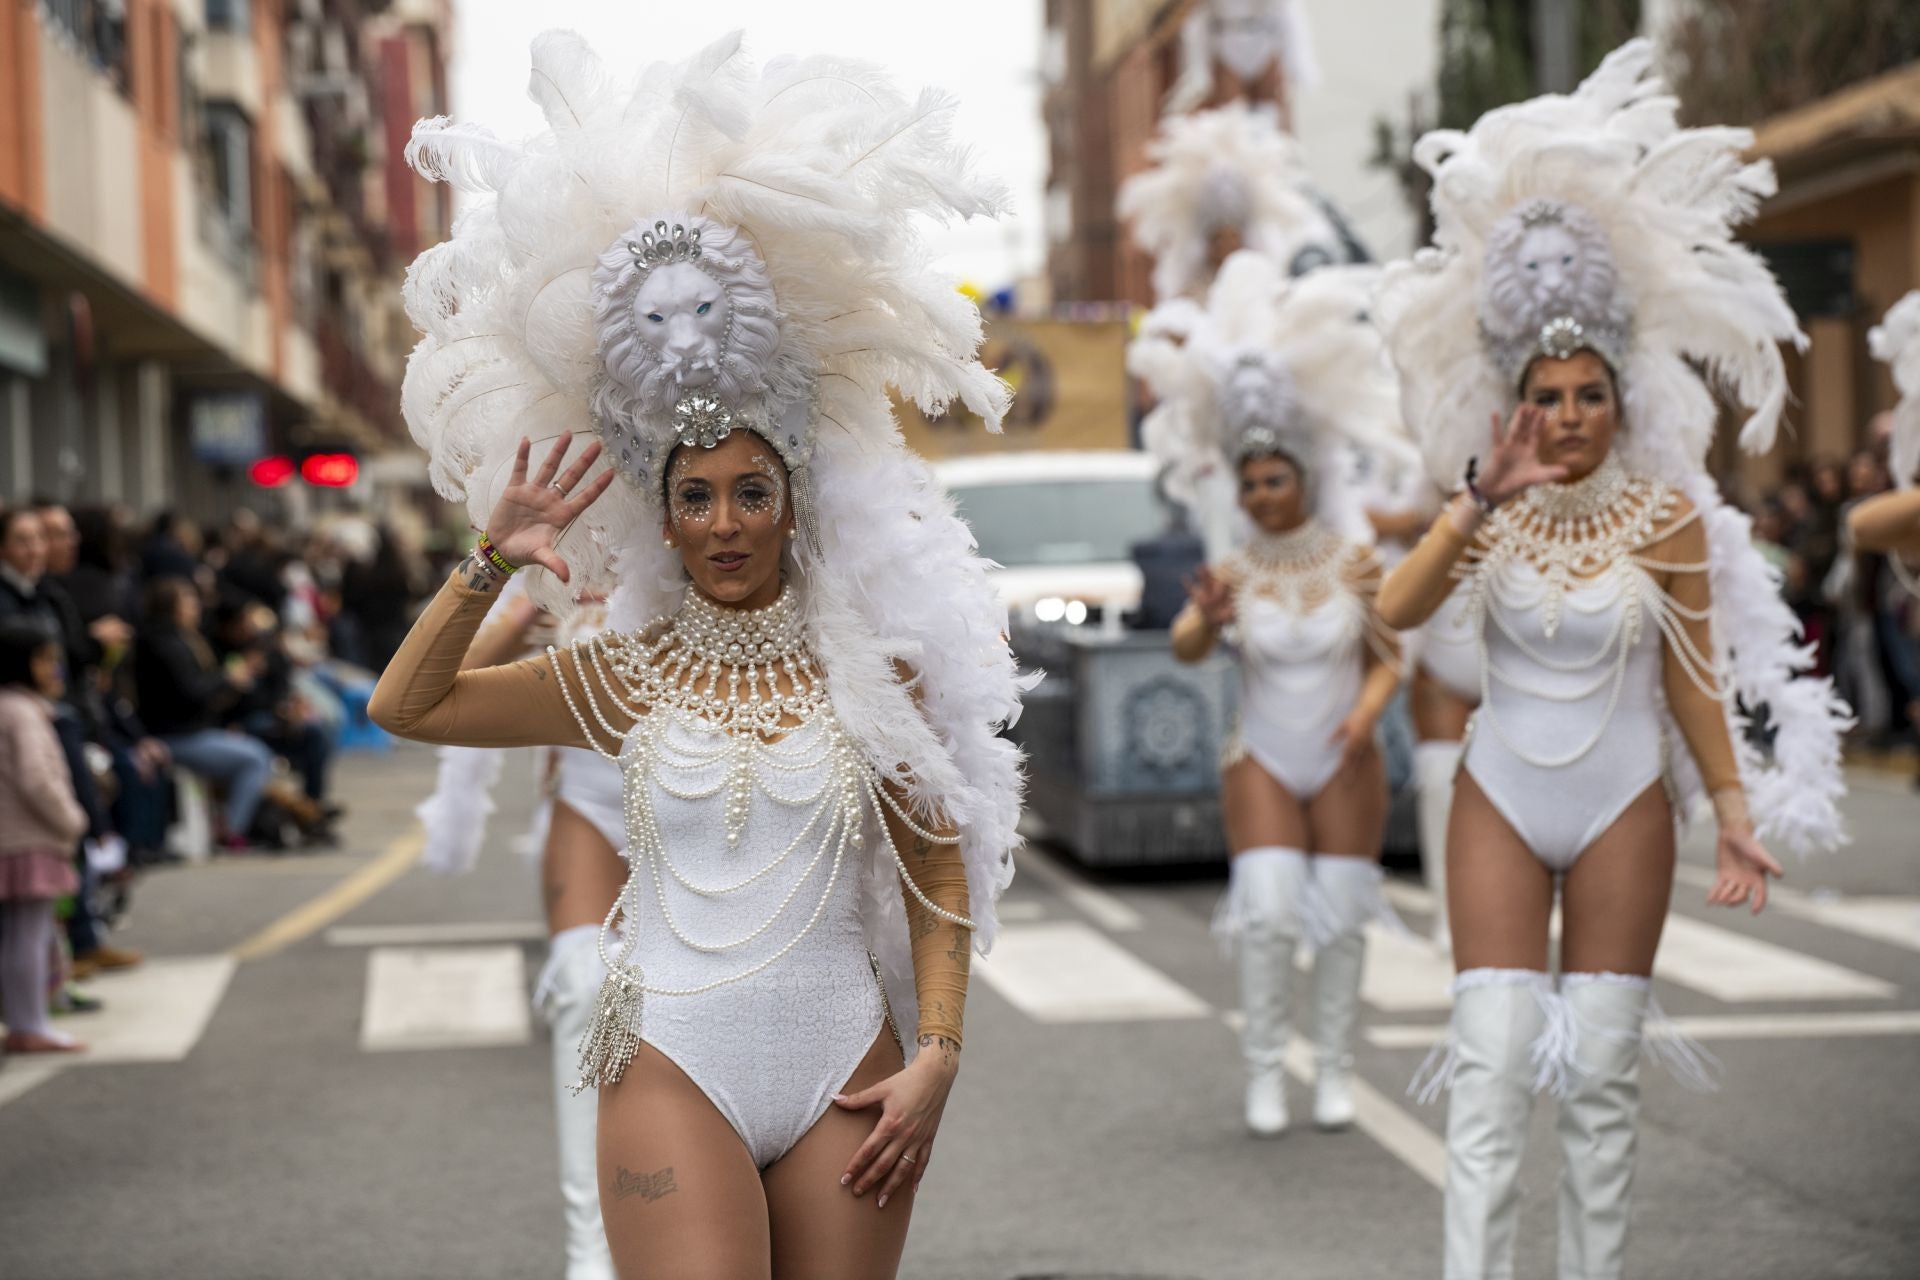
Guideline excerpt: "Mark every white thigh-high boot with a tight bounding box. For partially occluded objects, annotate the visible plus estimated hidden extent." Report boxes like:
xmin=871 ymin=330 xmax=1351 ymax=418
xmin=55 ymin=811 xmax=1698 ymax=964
xmin=1556 ymin=973 xmax=1650 ymax=1280
xmin=1438 ymin=969 xmax=1557 ymax=1280
xmin=1304 ymin=855 xmax=1386 ymax=1130
xmin=1413 ymin=740 xmax=1463 ymax=949
xmin=1217 ymin=848 xmax=1309 ymax=1136
xmin=535 ymin=925 xmax=617 ymax=1280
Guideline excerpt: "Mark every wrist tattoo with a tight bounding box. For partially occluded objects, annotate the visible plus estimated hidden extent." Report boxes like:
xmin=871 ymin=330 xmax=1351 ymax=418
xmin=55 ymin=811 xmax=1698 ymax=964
xmin=917 ymin=1033 xmax=960 ymax=1068
xmin=462 ymin=551 xmax=507 ymax=592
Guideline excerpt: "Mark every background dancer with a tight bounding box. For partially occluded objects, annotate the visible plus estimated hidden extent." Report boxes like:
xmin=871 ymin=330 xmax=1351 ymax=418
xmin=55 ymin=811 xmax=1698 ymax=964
xmin=1139 ymin=254 xmax=1411 ymax=1136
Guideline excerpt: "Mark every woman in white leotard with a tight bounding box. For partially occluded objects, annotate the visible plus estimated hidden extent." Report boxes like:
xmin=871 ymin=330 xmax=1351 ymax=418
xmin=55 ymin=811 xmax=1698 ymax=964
xmin=1361 ymin=462 xmax=1480 ymax=948
xmin=1375 ymin=42 xmax=1850 ymax=1279
xmin=1141 ymin=255 xmax=1409 ymax=1139
xmin=1853 ymin=291 xmax=1920 ymax=594
xmin=369 ymin=35 xmax=1025 ymax=1278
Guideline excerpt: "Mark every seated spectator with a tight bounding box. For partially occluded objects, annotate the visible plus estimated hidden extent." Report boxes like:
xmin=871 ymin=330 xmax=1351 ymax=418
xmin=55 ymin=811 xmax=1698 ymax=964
xmin=213 ymin=599 xmax=341 ymax=844
xmin=133 ymin=578 xmax=274 ymax=853
xmin=0 ymin=618 xmax=89 ymax=1054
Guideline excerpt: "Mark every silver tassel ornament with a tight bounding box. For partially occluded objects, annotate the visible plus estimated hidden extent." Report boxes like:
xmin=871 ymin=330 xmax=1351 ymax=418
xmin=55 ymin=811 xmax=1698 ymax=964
xmin=571 ymin=965 xmax=644 ymax=1094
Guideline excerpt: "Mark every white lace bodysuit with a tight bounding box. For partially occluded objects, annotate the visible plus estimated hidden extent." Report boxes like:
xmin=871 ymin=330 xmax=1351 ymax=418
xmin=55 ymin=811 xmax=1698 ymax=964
xmin=1222 ymin=523 xmax=1393 ymax=800
xmin=1454 ymin=459 xmax=1722 ymax=871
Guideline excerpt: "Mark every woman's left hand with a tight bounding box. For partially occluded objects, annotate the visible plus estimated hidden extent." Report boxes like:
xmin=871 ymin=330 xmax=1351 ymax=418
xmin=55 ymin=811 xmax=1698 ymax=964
xmin=1707 ymin=824 xmax=1784 ymax=915
xmin=1328 ymin=707 xmax=1378 ymax=773
xmin=832 ymin=1039 xmax=959 ymax=1208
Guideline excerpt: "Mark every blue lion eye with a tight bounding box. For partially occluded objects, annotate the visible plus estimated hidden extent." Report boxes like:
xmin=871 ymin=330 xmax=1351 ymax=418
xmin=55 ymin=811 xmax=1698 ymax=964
xmin=646 ymin=312 xmax=664 ymax=323
xmin=696 ymin=302 xmax=712 ymax=316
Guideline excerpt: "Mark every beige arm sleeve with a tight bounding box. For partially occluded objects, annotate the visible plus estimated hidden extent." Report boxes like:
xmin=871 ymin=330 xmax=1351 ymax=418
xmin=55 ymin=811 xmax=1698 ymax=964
xmin=1847 ymin=489 xmax=1920 ymax=557
xmin=367 ymin=569 xmax=624 ymax=750
xmin=1377 ymin=505 xmax=1475 ymax=630
xmin=1348 ymin=553 xmax=1405 ymax=720
xmin=1653 ymin=509 xmax=1743 ymax=803
xmin=881 ymin=793 xmax=971 ymax=1049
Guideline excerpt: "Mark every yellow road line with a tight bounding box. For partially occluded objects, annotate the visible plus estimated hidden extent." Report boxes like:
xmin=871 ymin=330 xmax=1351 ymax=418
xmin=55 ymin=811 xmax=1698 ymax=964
xmin=230 ymin=831 xmax=426 ymax=962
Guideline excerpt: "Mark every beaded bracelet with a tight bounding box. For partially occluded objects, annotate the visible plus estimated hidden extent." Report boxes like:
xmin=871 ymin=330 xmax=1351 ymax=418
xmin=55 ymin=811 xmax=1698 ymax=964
xmin=476 ymin=532 xmax=519 ymax=577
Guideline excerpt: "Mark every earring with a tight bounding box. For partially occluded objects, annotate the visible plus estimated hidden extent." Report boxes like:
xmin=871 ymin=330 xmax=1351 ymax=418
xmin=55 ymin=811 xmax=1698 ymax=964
xmin=785 ymin=528 xmax=797 ymax=541
xmin=664 ymin=538 xmax=675 ymax=549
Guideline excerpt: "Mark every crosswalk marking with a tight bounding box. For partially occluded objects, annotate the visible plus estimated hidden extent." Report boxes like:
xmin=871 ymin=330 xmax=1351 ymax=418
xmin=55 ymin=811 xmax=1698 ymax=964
xmin=1652 ymin=914 xmax=1898 ymax=1002
xmin=1673 ymin=864 xmax=1920 ymax=955
xmin=1372 ymin=876 xmax=1902 ymax=1006
xmin=1367 ymin=1009 xmax=1920 ymax=1051
xmin=978 ymin=921 xmax=1211 ymax=1022
xmin=360 ymin=946 xmax=532 ymax=1052
xmin=0 ymin=955 xmax=237 ymax=1113
xmin=1223 ymin=1012 xmax=1447 ymax=1190
xmin=327 ymin=921 xmax=548 ymax=947
xmin=1016 ymin=851 xmax=1144 ymax=932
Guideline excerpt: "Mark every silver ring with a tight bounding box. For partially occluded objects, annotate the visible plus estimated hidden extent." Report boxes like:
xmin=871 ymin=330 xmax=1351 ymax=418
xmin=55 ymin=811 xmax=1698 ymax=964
xmin=899 ymin=1153 xmax=917 ymax=1165
xmin=548 ymin=481 xmax=567 ymax=495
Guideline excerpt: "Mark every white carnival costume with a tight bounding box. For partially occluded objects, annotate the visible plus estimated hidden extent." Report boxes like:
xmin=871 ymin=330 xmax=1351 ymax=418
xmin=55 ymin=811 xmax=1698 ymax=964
xmin=398 ymin=31 xmax=1023 ymax=1172
xmin=1135 ymin=251 xmax=1412 ymax=1135
xmin=1375 ymin=41 xmax=1851 ymax=1280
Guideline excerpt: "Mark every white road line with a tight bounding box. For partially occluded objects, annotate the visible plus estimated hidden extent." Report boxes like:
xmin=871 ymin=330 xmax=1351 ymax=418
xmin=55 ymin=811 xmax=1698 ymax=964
xmin=1014 ymin=851 xmax=1143 ymax=932
xmin=0 ymin=955 xmax=238 ymax=1112
xmin=1382 ymin=878 xmax=1437 ymax=917
xmin=360 ymin=946 xmax=532 ymax=1052
xmin=1339 ymin=926 xmax=1454 ymax=1012
xmin=0 ymin=1059 xmax=66 ymax=1109
xmin=1223 ymin=1012 xmax=1446 ymax=1190
xmin=327 ymin=921 xmax=548 ymax=948
xmin=1368 ymin=1009 xmax=1920 ymax=1051
xmin=1674 ymin=864 xmax=1920 ymax=955
xmin=994 ymin=899 xmax=1049 ymax=923
xmin=977 ymin=921 xmax=1210 ymax=1022
xmin=1652 ymin=914 xmax=1897 ymax=1002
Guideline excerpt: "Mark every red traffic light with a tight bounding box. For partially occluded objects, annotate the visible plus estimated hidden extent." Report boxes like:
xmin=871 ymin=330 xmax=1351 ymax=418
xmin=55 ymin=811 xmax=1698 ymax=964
xmin=249 ymin=455 xmax=296 ymax=487
xmin=300 ymin=453 xmax=360 ymax=487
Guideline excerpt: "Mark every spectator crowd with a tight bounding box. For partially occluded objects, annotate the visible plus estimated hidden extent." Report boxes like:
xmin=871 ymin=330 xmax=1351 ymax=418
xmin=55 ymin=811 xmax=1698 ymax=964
xmin=1747 ymin=423 xmax=1920 ymax=767
xmin=0 ymin=498 xmax=426 ymax=1055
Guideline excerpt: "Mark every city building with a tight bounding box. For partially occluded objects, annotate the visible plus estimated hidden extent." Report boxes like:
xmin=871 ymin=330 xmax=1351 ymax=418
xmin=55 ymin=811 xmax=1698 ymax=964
xmin=0 ymin=0 xmax=451 ymax=520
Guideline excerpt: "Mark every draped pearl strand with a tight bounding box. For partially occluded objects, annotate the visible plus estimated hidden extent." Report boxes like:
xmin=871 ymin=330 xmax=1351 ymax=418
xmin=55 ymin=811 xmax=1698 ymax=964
xmin=549 ymin=583 xmax=974 ymax=1091
xmin=1232 ymin=519 xmax=1350 ymax=613
xmin=1463 ymin=456 xmax=1731 ymax=772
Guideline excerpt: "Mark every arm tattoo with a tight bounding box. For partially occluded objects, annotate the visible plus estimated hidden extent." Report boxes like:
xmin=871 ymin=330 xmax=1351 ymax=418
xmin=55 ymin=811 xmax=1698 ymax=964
xmin=461 ymin=552 xmax=505 ymax=593
xmin=910 ymin=909 xmax=939 ymax=941
xmin=611 ymin=1165 xmax=678 ymax=1203
xmin=910 ymin=833 xmax=934 ymax=860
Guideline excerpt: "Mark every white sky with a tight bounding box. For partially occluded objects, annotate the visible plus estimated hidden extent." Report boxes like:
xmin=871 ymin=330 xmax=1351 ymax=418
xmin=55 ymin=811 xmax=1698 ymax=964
xmin=446 ymin=0 xmax=1048 ymax=288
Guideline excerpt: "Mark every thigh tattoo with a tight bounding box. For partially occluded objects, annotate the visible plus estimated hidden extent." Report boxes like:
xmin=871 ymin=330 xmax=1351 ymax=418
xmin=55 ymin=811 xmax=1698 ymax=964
xmin=611 ymin=1165 xmax=679 ymax=1204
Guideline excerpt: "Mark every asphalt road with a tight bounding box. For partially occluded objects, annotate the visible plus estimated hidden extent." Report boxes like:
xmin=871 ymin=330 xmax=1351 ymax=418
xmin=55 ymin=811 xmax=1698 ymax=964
xmin=2 ymin=742 xmax=1917 ymax=1279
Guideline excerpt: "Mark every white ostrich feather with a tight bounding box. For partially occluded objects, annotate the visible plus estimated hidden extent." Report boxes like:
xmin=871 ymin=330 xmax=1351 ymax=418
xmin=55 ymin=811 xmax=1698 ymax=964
xmin=398 ymin=31 xmax=1025 ymax=1035
xmin=1116 ymin=103 xmax=1349 ymax=301
xmin=1869 ymin=290 xmax=1920 ymax=488
xmin=1375 ymin=39 xmax=1846 ymax=857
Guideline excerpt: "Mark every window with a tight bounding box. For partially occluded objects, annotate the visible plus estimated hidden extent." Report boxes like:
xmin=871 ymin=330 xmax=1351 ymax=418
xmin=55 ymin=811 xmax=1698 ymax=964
xmin=205 ymin=104 xmax=255 ymax=235
xmin=946 ymin=477 xmax=1163 ymax=568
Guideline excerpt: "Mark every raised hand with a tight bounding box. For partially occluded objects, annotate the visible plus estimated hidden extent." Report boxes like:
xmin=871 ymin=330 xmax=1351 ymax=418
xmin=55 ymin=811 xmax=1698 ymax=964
xmin=1185 ymin=565 xmax=1236 ymax=628
xmin=1474 ymin=404 xmax=1569 ymax=507
xmin=486 ymin=434 xmax=616 ymax=583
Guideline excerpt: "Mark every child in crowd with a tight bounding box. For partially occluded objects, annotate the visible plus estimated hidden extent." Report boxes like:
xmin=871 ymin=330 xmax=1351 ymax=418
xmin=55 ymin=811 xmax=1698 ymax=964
xmin=0 ymin=618 xmax=90 ymax=1054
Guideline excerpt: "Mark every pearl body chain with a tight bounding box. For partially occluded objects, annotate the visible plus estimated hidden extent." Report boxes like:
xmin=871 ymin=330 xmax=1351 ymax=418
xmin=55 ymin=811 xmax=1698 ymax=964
xmin=550 ymin=583 xmax=972 ymax=1090
xmin=1461 ymin=455 xmax=1730 ymax=773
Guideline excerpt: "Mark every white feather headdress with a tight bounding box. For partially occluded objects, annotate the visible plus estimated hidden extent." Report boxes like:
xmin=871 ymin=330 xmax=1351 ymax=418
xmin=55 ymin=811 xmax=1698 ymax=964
xmin=1377 ymin=39 xmax=1848 ymax=858
xmin=1375 ymin=38 xmax=1804 ymax=490
xmin=1130 ymin=251 xmax=1416 ymax=546
xmin=399 ymin=31 xmax=1027 ymax=1037
xmin=1869 ymin=290 xmax=1920 ymax=489
xmin=1117 ymin=103 xmax=1353 ymax=301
